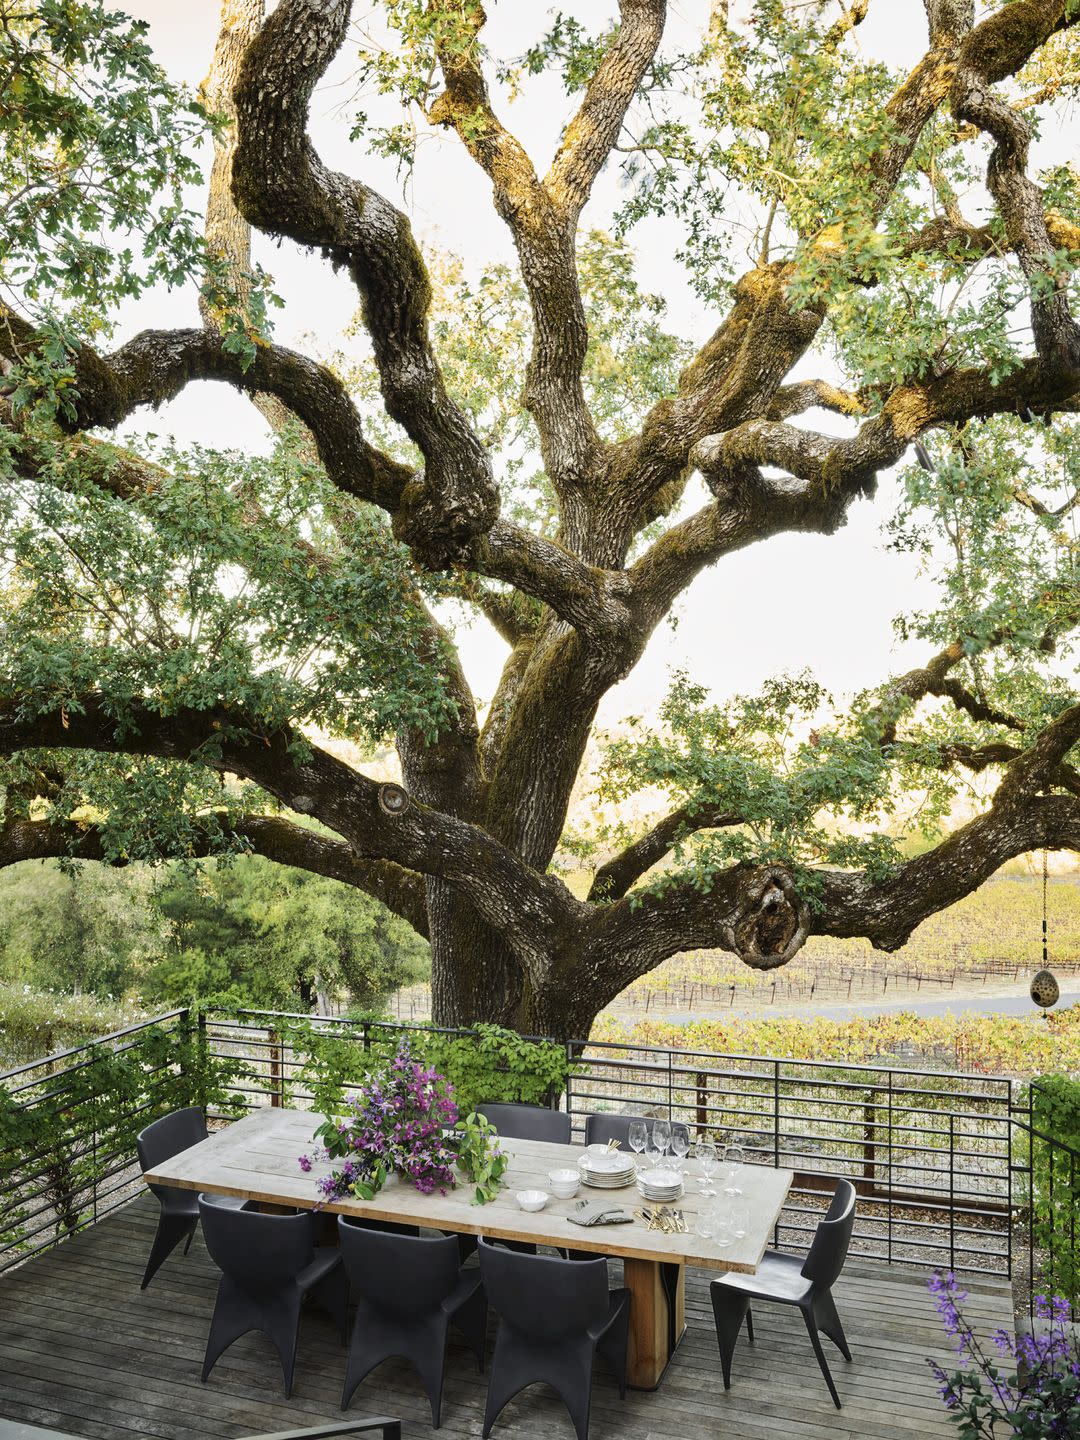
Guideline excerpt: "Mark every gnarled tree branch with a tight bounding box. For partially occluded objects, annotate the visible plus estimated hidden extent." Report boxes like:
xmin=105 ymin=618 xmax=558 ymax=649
xmin=231 ymin=0 xmax=497 ymax=566
xmin=0 ymin=812 xmax=430 ymax=936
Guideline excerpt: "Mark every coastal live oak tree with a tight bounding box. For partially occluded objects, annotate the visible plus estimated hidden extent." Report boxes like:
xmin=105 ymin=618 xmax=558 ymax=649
xmin=2 ymin=0 xmax=1080 ymax=1039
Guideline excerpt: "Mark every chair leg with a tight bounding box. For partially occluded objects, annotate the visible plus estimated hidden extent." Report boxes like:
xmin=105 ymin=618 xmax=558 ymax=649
xmin=201 ymin=1280 xmax=253 ymax=1385
xmin=710 ymin=1285 xmax=750 ymax=1390
xmin=745 ymin=1306 xmax=754 ymax=1343
xmin=142 ymin=1211 xmax=197 ymax=1289
xmin=800 ymin=1303 xmax=842 ymax=1409
xmin=547 ymin=1348 xmax=595 ymax=1440
xmin=413 ymin=1330 xmax=449 ymax=1429
xmin=341 ymin=1313 xmax=381 ymax=1412
xmin=813 ymin=1290 xmax=851 ymax=1361
xmin=481 ymin=1332 xmax=523 ymax=1439
xmin=262 ymin=1293 xmax=304 ymax=1399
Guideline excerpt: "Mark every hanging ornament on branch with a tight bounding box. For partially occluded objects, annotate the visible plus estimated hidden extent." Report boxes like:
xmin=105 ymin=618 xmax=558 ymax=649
xmin=1030 ymin=850 xmax=1061 ymax=1012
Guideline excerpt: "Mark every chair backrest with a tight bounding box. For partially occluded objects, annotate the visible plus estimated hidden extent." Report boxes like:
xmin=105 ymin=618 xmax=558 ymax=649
xmin=137 ymin=1106 xmax=207 ymax=1173
xmin=478 ymin=1238 xmax=609 ymax=1342
xmin=800 ymin=1179 xmax=856 ymax=1289
xmin=583 ymin=1113 xmax=650 ymax=1150
xmin=137 ymin=1107 xmax=207 ymax=1202
xmin=199 ymin=1194 xmax=314 ymax=1294
xmin=338 ymin=1217 xmax=461 ymax=1319
xmin=475 ymin=1101 xmax=571 ymax=1145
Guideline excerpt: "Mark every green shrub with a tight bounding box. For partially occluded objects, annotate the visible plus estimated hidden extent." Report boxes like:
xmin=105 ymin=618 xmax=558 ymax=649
xmin=280 ymin=1017 xmax=574 ymax=1117
xmin=1029 ymin=1073 xmax=1080 ymax=1306
xmin=0 ymin=1010 xmax=250 ymax=1259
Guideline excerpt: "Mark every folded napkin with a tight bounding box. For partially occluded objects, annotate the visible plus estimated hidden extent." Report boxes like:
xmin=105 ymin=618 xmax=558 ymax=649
xmin=567 ymin=1198 xmax=634 ymax=1227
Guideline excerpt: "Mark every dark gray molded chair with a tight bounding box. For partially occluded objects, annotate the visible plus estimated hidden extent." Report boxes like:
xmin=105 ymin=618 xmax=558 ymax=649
xmin=583 ymin=1113 xmax=650 ymax=1150
xmin=478 ymin=1238 xmax=629 ymax=1440
xmin=199 ymin=1194 xmax=348 ymax=1397
xmin=136 ymin=1107 xmax=243 ymax=1289
xmin=338 ymin=1218 xmax=486 ymax=1427
xmin=710 ymin=1178 xmax=856 ymax=1409
xmin=476 ymin=1101 xmax=571 ymax=1145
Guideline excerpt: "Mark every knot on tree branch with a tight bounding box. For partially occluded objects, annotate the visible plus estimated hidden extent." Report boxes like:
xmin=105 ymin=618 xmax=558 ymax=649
xmin=723 ymin=866 xmax=809 ymax=971
xmin=393 ymin=474 xmax=499 ymax=570
xmin=377 ymin=782 xmax=411 ymax=817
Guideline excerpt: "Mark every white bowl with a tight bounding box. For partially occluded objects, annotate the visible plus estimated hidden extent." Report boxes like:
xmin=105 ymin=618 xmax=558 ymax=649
xmin=548 ymin=1168 xmax=580 ymax=1198
xmin=515 ymin=1189 xmax=549 ymax=1212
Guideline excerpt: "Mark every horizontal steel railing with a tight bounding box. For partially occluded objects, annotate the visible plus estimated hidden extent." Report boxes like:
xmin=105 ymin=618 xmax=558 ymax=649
xmin=196 ymin=1010 xmax=1015 ymax=1277
xmin=0 ymin=1009 xmax=198 ymax=1274
xmin=3 ymin=1004 xmax=1074 ymax=1312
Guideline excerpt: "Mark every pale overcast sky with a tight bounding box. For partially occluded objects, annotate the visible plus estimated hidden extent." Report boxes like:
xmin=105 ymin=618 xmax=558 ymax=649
xmin=116 ymin=3 xmax=1024 ymax=726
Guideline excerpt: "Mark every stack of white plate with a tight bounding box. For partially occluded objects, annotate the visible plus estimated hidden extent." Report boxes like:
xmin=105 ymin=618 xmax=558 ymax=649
xmin=637 ymin=1167 xmax=684 ymax=1203
xmin=579 ymin=1151 xmax=636 ymax=1188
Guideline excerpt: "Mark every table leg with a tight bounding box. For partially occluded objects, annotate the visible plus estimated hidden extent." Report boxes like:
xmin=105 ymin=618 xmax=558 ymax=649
xmin=623 ymin=1257 xmax=686 ymax=1390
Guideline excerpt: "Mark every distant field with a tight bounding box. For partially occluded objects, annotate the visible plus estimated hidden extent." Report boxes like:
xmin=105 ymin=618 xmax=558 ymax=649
xmin=592 ymin=1004 xmax=1080 ymax=1080
xmin=611 ymin=872 xmax=1080 ymax=1011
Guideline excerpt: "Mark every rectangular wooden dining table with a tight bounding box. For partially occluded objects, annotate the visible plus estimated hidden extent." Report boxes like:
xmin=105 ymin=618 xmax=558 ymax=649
xmin=144 ymin=1108 xmax=794 ymax=1390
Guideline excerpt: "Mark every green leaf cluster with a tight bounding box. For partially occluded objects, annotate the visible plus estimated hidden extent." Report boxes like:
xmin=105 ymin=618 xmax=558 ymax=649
xmin=0 ymin=0 xmax=214 ymax=332
xmin=0 ymin=1010 xmax=249 ymax=1257
xmin=1028 ymin=1073 xmax=1080 ymax=1307
xmin=280 ymin=1017 xmax=573 ymax=1117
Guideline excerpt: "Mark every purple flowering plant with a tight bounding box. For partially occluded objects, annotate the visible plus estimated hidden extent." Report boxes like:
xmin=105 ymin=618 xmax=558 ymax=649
xmin=928 ymin=1271 xmax=1080 ymax=1438
xmin=298 ymin=1039 xmax=507 ymax=1206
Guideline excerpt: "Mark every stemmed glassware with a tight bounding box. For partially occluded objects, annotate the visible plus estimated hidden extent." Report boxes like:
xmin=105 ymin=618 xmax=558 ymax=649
xmin=652 ymin=1119 xmax=671 ymax=1162
xmin=722 ymin=1143 xmax=745 ymax=1197
xmin=694 ymin=1139 xmax=718 ymax=1196
xmin=670 ymin=1124 xmax=690 ymax=1175
xmin=645 ymin=1122 xmax=666 ymax=1169
xmin=627 ymin=1119 xmax=648 ymax=1169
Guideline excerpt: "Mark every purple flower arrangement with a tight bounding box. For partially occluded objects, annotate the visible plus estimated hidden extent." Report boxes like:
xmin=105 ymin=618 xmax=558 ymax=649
xmin=928 ymin=1271 xmax=1080 ymax=1437
xmin=298 ymin=1039 xmax=505 ymax=1205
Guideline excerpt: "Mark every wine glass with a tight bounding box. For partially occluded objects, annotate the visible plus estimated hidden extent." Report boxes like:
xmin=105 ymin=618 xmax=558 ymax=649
xmin=670 ymin=1124 xmax=690 ymax=1176
xmin=722 ymin=1143 xmax=745 ymax=1197
xmin=694 ymin=1139 xmax=717 ymax=1196
xmin=628 ymin=1119 xmax=648 ymax=1166
xmin=652 ymin=1119 xmax=671 ymax=1163
xmin=645 ymin=1122 xmax=665 ymax=1169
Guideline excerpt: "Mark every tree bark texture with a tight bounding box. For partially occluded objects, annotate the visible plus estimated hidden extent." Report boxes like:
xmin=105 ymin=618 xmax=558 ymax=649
xmin=4 ymin=0 xmax=1080 ymax=1041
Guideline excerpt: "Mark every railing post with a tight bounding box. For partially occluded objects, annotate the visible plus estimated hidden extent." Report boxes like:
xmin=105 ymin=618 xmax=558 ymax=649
xmin=862 ymin=1085 xmax=877 ymax=1186
xmin=773 ymin=1060 xmax=780 ymax=1168
xmin=887 ymin=1071 xmax=894 ymax=1265
xmin=269 ymin=1027 xmax=282 ymax=1108
xmin=695 ymin=1071 xmax=708 ymax=1133
xmin=949 ymin=1113 xmax=956 ymax=1272
xmin=197 ymin=1007 xmax=209 ymax=1113
xmin=1006 ymin=1080 xmax=1013 ymax=1281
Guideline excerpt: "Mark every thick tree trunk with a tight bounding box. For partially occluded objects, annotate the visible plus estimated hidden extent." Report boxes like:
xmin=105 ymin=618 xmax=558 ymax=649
xmin=425 ymin=880 xmax=525 ymax=1028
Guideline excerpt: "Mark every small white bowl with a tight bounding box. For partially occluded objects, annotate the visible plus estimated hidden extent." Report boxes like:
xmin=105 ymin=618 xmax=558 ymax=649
xmin=515 ymin=1189 xmax=549 ymax=1212
xmin=548 ymin=1168 xmax=580 ymax=1198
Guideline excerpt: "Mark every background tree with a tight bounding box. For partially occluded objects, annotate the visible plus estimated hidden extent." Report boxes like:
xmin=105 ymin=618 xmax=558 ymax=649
xmin=2 ymin=0 xmax=1080 ymax=1040
xmin=149 ymin=856 xmax=428 ymax=1011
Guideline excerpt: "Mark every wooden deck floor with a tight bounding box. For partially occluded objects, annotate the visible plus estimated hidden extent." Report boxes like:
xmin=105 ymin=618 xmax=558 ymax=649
xmin=0 ymin=1196 xmax=1012 ymax=1440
